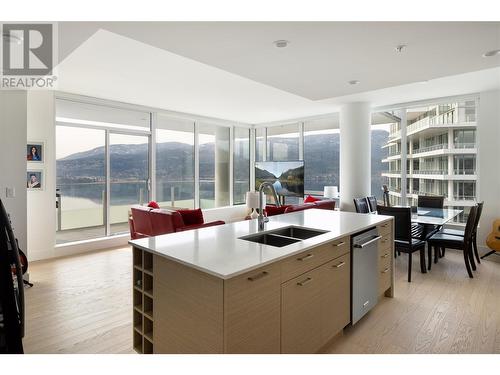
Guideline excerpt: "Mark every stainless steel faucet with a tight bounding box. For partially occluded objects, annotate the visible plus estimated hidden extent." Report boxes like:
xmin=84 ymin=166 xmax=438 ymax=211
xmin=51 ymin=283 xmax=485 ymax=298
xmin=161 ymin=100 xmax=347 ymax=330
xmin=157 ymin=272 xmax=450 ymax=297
xmin=258 ymin=182 xmax=281 ymax=230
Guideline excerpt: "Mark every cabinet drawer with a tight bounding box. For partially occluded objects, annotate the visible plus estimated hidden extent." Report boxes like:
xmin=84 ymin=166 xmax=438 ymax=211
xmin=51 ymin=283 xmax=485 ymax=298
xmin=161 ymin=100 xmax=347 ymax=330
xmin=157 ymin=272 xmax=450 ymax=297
xmin=378 ymin=232 xmax=392 ymax=253
xmin=224 ymin=263 xmax=281 ymax=353
xmin=378 ymin=245 xmax=392 ymax=262
xmin=377 ymin=221 xmax=392 ymax=237
xmin=280 ymin=236 xmax=350 ymax=282
xmin=378 ymin=252 xmax=391 ymax=272
xmin=378 ymin=263 xmax=391 ymax=296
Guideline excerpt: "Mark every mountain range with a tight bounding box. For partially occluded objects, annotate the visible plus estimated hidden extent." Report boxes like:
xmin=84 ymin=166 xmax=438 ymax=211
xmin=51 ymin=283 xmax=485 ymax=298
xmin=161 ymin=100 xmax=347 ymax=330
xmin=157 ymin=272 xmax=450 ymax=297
xmin=57 ymin=130 xmax=389 ymax=195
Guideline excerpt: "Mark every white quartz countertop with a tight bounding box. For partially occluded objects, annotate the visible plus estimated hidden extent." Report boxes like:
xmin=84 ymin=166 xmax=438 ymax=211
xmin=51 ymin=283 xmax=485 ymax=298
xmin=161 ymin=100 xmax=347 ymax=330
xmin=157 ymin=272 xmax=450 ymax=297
xmin=129 ymin=209 xmax=393 ymax=280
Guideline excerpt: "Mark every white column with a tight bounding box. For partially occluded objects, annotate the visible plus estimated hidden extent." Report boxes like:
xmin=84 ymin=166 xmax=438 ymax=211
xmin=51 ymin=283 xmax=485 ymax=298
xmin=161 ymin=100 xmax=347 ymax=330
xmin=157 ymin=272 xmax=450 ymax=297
xmin=340 ymin=102 xmax=371 ymax=211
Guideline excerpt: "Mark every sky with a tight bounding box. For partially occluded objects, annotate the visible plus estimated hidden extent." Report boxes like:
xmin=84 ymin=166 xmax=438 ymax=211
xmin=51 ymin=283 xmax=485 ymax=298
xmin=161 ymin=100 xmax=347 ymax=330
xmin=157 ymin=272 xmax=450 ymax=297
xmin=56 ymin=123 xmax=390 ymax=160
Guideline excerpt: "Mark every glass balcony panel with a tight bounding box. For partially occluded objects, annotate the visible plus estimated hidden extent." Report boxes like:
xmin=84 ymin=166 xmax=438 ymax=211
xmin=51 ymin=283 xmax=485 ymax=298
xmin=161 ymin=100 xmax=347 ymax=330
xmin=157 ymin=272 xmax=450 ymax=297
xmin=56 ymin=126 xmax=106 ymax=244
xmin=110 ymin=133 xmax=149 ymax=235
xmin=156 ymin=116 xmax=195 ymax=209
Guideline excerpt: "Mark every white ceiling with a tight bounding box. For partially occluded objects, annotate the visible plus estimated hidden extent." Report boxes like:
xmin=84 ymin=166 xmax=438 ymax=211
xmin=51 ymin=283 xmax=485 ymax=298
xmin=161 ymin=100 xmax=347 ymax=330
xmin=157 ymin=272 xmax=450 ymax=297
xmin=55 ymin=22 xmax=500 ymax=124
xmin=55 ymin=29 xmax=336 ymax=124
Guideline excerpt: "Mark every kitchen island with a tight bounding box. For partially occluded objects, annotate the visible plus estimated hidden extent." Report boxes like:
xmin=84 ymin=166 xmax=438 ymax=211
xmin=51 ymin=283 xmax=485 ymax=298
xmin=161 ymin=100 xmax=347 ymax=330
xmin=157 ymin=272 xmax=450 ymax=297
xmin=129 ymin=209 xmax=394 ymax=354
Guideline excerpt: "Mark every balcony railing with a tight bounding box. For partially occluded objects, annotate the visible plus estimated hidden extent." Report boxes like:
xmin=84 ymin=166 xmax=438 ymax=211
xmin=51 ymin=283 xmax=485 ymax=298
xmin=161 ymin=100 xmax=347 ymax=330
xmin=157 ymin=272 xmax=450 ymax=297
xmin=413 ymin=143 xmax=447 ymax=154
xmin=407 ymin=117 xmax=430 ymax=134
xmin=404 ymin=104 xmax=476 ymax=136
xmin=453 ymin=142 xmax=476 ymax=149
xmin=414 ymin=169 xmax=448 ymax=175
xmin=453 ymin=169 xmax=476 ymax=175
xmin=411 ymin=191 xmax=448 ymax=198
xmin=453 ymin=195 xmax=476 ymax=201
xmin=388 ymin=130 xmax=401 ymax=139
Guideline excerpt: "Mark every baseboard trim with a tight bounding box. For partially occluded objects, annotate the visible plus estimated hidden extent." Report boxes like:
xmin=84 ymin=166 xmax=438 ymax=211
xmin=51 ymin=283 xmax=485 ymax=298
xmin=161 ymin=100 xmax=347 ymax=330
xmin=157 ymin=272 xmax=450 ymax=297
xmin=29 ymin=234 xmax=130 ymax=262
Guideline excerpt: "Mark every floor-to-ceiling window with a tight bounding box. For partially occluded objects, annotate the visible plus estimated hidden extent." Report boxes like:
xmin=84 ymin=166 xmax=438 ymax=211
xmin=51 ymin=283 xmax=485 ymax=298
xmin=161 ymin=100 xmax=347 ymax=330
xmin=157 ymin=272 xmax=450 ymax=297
xmin=379 ymin=98 xmax=478 ymax=222
xmin=255 ymin=128 xmax=265 ymax=162
xmin=109 ymin=133 xmax=149 ymax=235
xmin=198 ymin=122 xmax=230 ymax=208
xmin=55 ymin=98 xmax=151 ymax=244
xmin=56 ymin=126 xmax=106 ymax=242
xmin=155 ymin=115 xmax=195 ymax=208
xmin=303 ymin=118 xmax=339 ymax=195
xmin=371 ymin=120 xmax=390 ymax=202
xmin=266 ymin=123 xmax=300 ymax=161
xmin=233 ymin=127 xmax=250 ymax=205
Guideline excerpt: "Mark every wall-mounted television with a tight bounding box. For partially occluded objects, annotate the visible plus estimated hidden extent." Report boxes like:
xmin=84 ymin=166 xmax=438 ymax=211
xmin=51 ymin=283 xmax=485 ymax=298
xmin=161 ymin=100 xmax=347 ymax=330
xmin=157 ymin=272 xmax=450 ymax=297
xmin=255 ymin=161 xmax=304 ymax=197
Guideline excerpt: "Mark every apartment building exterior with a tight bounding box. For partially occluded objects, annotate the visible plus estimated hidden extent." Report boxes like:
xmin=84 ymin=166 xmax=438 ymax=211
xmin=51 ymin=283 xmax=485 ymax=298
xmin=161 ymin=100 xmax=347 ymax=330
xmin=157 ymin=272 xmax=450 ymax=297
xmin=381 ymin=100 xmax=477 ymax=223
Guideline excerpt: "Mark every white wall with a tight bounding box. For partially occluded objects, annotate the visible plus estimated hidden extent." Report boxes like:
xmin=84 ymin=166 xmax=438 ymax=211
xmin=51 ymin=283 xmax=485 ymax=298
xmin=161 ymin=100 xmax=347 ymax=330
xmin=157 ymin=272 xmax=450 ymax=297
xmin=26 ymin=91 xmax=56 ymax=261
xmin=0 ymin=91 xmax=28 ymax=253
xmin=477 ymin=89 xmax=500 ymax=255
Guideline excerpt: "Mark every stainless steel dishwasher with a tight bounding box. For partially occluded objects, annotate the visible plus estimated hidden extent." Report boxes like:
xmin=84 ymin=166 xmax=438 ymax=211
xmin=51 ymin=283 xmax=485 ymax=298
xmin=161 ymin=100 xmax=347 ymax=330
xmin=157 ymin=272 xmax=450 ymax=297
xmin=351 ymin=227 xmax=382 ymax=325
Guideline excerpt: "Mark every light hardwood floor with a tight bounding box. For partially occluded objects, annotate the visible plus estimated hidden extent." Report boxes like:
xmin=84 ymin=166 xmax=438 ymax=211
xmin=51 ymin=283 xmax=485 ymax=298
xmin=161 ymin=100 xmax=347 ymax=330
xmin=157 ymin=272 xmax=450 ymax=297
xmin=23 ymin=246 xmax=500 ymax=354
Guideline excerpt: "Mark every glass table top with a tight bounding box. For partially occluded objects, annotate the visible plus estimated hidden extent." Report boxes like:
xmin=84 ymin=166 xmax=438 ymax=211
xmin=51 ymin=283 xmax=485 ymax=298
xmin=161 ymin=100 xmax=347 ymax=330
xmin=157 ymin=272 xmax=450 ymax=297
xmin=411 ymin=207 xmax=463 ymax=225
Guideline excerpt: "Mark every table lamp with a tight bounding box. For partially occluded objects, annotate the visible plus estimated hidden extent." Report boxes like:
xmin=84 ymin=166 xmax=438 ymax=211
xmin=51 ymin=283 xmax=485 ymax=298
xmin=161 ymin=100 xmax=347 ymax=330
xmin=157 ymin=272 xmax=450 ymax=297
xmin=324 ymin=186 xmax=338 ymax=199
xmin=246 ymin=191 xmax=262 ymax=219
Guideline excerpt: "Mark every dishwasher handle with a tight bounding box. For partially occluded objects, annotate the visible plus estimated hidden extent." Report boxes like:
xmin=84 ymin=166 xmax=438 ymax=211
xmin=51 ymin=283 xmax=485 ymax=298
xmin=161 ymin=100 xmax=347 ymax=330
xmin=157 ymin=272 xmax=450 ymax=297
xmin=354 ymin=235 xmax=382 ymax=248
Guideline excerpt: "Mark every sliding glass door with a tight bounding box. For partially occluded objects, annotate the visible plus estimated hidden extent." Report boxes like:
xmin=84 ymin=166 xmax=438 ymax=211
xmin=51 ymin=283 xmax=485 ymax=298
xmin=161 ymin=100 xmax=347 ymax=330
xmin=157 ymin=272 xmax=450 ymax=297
xmin=109 ymin=133 xmax=150 ymax=235
xmin=56 ymin=98 xmax=151 ymax=244
xmin=56 ymin=126 xmax=106 ymax=243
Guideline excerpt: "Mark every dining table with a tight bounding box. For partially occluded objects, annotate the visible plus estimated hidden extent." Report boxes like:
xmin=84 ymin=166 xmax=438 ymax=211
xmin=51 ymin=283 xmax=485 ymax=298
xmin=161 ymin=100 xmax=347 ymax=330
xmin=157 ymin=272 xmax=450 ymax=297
xmin=392 ymin=206 xmax=464 ymax=273
xmin=411 ymin=207 xmax=463 ymax=226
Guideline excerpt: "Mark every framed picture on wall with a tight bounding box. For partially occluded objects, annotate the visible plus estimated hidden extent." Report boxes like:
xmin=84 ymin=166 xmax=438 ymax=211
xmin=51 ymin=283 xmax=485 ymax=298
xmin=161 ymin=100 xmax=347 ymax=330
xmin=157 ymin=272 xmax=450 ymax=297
xmin=27 ymin=142 xmax=44 ymax=162
xmin=27 ymin=170 xmax=44 ymax=190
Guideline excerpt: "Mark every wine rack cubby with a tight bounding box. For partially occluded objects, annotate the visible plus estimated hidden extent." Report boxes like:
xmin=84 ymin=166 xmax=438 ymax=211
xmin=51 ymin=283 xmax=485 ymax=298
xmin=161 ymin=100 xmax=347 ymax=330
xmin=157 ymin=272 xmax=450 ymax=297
xmin=133 ymin=247 xmax=154 ymax=354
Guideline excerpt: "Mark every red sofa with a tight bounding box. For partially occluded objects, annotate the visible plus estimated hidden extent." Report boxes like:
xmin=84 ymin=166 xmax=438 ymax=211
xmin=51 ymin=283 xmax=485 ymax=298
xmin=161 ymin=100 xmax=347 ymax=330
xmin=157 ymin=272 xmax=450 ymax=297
xmin=129 ymin=205 xmax=225 ymax=240
xmin=264 ymin=199 xmax=335 ymax=216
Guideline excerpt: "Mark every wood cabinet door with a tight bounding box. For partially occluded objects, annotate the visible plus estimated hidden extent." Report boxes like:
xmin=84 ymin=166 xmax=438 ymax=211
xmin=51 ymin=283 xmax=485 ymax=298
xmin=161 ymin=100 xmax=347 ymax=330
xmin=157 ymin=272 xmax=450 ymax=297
xmin=223 ymin=263 xmax=281 ymax=353
xmin=281 ymin=266 xmax=324 ymax=353
xmin=321 ymin=253 xmax=351 ymax=343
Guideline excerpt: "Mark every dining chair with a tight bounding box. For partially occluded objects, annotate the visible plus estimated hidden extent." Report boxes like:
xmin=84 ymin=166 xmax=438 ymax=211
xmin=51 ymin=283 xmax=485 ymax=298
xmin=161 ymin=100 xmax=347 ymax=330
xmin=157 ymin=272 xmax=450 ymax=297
xmin=427 ymin=205 xmax=478 ymax=278
xmin=367 ymin=196 xmax=378 ymax=213
xmin=377 ymin=205 xmax=426 ymax=282
xmin=417 ymin=195 xmax=445 ymax=250
xmin=353 ymin=198 xmax=370 ymax=213
xmin=440 ymin=201 xmax=484 ymax=264
xmin=382 ymin=185 xmax=390 ymax=207
xmin=417 ymin=195 xmax=444 ymax=209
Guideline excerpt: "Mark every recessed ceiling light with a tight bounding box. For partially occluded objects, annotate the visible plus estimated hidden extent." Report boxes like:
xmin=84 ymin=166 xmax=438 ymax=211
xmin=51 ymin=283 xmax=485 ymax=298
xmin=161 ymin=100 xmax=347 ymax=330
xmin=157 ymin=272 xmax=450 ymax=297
xmin=348 ymin=80 xmax=360 ymax=85
xmin=483 ymin=49 xmax=500 ymax=57
xmin=273 ymin=40 xmax=289 ymax=48
xmin=395 ymin=44 xmax=407 ymax=53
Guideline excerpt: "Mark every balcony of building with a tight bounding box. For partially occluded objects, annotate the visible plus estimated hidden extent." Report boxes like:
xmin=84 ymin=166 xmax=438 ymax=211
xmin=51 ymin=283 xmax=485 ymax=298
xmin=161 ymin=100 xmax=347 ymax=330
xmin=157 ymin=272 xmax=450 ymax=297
xmin=410 ymin=168 xmax=476 ymax=180
xmin=411 ymin=144 xmax=477 ymax=158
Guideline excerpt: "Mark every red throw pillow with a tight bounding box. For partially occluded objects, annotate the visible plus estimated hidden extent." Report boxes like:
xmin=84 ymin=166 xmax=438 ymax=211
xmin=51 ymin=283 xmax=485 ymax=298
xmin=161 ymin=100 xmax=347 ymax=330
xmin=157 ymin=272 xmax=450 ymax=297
xmin=177 ymin=208 xmax=204 ymax=226
xmin=304 ymin=195 xmax=320 ymax=203
xmin=147 ymin=201 xmax=160 ymax=209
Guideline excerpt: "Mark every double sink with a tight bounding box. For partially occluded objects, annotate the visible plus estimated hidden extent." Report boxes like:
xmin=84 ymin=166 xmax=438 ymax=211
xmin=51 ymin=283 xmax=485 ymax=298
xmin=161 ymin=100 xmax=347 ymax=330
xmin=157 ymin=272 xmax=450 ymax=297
xmin=239 ymin=225 xmax=329 ymax=248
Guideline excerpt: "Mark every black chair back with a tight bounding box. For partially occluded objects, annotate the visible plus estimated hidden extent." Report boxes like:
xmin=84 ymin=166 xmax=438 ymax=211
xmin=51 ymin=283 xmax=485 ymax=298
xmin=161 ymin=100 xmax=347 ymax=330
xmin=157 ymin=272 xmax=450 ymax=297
xmin=353 ymin=198 xmax=370 ymax=213
xmin=382 ymin=185 xmax=390 ymax=207
xmin=473 ymin=201 xmax=484 ymax=235
xmin=463 ymin=205 xmax=478 ymax=244
xmin=417 ymin=195 xmax=444 ymax=209
xmin=367 ymin=196 xmax=378 ymax=212
xmin=377 ymin=205 xmax=411 ymax=242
